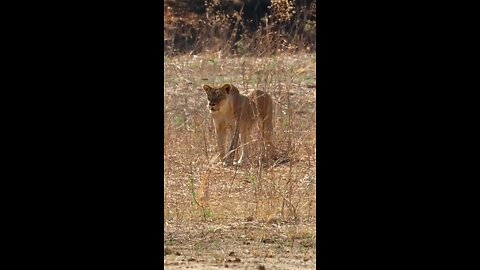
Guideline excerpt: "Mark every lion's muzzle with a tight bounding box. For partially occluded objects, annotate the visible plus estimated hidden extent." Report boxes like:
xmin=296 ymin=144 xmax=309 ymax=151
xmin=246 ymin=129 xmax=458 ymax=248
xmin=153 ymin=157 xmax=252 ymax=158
xmin=209 ymin=102 xmax=219 ymax=112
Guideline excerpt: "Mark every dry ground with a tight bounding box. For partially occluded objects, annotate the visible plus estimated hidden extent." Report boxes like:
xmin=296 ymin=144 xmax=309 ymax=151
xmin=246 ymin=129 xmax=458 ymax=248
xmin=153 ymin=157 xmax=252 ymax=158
xmin=164 ymin=53 xmax=316 ymax=269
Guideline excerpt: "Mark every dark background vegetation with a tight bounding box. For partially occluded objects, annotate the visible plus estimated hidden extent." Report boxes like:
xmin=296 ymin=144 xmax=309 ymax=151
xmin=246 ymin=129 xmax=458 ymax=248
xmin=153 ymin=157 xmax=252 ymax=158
xmin=164 ymin=0 xmax=316 ymax=56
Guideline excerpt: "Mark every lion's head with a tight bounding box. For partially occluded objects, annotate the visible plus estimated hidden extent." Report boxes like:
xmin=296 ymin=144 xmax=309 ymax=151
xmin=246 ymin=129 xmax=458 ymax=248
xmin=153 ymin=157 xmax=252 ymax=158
xmin=203 ymin=84 xmax=237 ymax=113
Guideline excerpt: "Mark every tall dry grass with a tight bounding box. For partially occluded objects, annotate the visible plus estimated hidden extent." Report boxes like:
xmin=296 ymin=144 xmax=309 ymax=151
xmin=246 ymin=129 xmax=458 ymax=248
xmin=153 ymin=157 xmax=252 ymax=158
xmin=164 ymin=0 xmax=316 ymax=227
xmin=164 ymin=54 xmax=316 ymax=224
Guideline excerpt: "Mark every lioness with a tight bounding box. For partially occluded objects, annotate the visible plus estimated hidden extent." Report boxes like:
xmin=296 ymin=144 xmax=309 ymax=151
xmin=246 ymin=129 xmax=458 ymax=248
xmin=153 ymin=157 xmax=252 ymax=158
xmin=203 ymin=83 xmax=274 ymax=166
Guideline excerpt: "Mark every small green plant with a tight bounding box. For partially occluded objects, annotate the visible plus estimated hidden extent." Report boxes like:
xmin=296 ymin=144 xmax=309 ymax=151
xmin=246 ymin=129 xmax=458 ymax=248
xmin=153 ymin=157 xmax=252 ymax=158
xmin=282 ymin=115 xmax=290 ymax=128
xmin=189 ymin=175 xmax=213 ymax=221
xmin=245 ymin=174 xmax=255 ymax=183
xmin=174 ymin=115 xmax=185 ymax=127
xmin=202 ymin=207 xmax=213 ymax=219
xmin=234 ymin=39 xmax=245 ymax=55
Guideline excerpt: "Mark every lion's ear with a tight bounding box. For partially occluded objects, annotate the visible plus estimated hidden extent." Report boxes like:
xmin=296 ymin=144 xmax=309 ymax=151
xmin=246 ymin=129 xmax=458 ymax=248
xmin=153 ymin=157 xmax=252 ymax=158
xmin=203 ymin=84 xmax=213 ymax=92
xmin=221 ymin=83 xmax=232 ymax=94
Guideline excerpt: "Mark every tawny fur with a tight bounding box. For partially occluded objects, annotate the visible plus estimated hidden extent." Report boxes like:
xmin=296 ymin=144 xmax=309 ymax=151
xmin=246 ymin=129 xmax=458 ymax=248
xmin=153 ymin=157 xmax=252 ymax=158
xmin=203 ymin=83 xmax=275 ymax=165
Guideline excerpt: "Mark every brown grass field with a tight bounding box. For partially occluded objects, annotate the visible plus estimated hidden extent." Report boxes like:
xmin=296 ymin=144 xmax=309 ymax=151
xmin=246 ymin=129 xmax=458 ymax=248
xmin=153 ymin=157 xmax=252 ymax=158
xmin=164 ymin=1 xmax=316 ymax=268
xmin=164 ymin=53 xmax=316 ymax=269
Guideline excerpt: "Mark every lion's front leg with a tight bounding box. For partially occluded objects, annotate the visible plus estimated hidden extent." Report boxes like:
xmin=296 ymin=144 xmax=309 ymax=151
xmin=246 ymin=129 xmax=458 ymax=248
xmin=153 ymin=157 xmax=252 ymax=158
xmin=224 ymin=126 xmax=239 ymax=166
xmin=235 ymin=128 xmax=250 ymax=165
xmin=214 ymin=121 xmax=227 ymax=164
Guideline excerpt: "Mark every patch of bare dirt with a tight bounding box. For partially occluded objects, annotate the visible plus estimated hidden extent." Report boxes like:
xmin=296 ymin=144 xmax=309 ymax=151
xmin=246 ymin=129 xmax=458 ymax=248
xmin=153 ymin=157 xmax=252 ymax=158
xmin=164 ymin=220 xmax=316 ymax=269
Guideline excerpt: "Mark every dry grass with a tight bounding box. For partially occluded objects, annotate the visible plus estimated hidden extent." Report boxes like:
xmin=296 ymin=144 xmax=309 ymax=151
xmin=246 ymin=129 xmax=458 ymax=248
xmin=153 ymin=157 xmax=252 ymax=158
xmin=164 ymin=53 xmax=316 ymax=268
xmin=164 ymin=53 xmax=316 ymax=225
xmin=164 ymin=1 xmax=316 ymax=268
